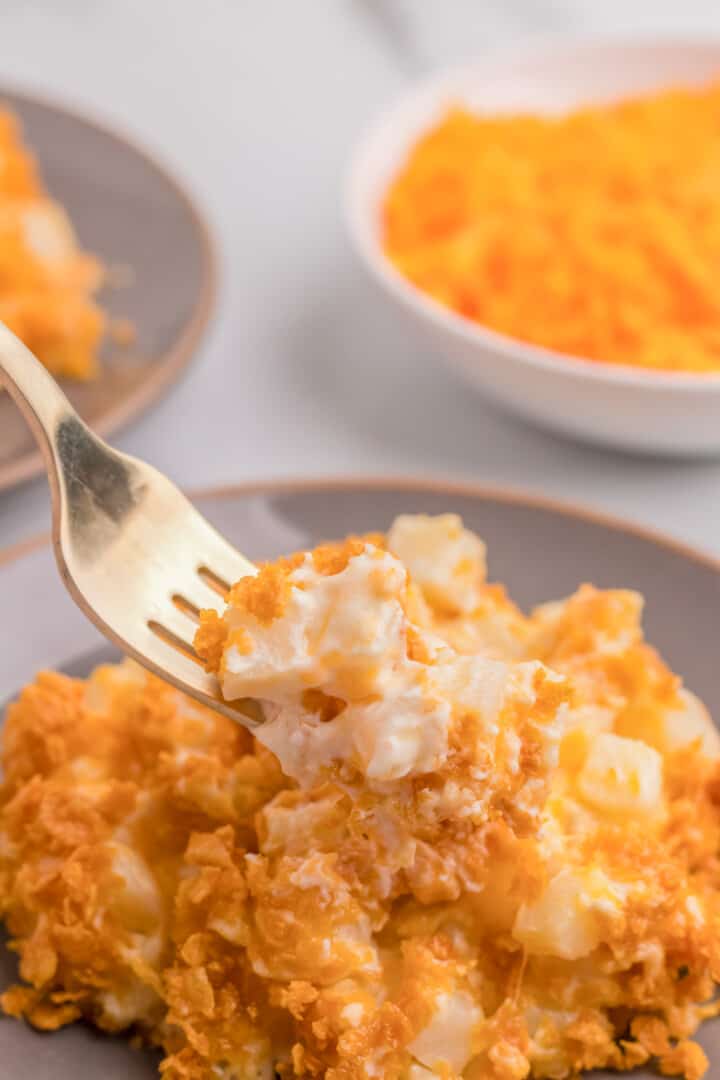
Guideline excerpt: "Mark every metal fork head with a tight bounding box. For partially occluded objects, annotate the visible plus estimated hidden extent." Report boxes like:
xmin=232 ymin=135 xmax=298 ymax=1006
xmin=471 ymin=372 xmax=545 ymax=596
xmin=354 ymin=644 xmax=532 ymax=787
xmin=0 ymin=322 xmax=260 ymax=726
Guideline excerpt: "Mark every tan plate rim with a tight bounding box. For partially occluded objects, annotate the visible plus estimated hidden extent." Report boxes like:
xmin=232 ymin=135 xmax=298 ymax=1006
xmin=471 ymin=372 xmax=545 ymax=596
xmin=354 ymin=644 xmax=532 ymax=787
xmin=1 ymin=473 xmax=719 ymax=578
xmin=0 ymin=82 xmax=218 ymax=493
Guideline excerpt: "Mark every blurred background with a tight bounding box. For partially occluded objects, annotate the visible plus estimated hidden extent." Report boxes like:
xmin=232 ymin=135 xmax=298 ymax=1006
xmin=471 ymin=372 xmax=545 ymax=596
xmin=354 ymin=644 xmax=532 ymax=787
xmin=3 ymin=0 xmax=720 ymax=551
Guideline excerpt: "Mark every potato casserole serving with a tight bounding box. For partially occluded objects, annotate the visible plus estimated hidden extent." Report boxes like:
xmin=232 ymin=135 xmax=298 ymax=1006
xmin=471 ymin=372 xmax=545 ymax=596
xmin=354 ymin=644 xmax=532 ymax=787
xmin=2 ymin=515 xmax=720 ymax=1079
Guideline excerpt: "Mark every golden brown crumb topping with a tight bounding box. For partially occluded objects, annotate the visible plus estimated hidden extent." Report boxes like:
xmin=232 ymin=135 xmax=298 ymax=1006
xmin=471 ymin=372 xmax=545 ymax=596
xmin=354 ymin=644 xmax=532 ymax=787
xmin=2 ymin=515 xmax=720 ymax=1079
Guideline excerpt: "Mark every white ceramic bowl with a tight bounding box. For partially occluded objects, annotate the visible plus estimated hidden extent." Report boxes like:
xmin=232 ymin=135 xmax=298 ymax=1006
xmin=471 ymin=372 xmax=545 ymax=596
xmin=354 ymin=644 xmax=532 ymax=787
xmin=346 ymin=38 xmax=720 ymax=456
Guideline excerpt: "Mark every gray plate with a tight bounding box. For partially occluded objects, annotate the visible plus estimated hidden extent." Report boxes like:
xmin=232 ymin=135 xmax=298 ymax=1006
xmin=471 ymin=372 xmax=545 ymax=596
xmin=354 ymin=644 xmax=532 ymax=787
xmin=0 ymin=88 xmax=216 ymax=492
xmin=1 ymin=480 xmax=719 ymax=1077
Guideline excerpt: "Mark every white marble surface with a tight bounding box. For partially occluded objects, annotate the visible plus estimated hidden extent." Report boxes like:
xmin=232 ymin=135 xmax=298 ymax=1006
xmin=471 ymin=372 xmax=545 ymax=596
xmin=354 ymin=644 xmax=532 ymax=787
xmin=2 ymin=0 xmax=720 ymax=556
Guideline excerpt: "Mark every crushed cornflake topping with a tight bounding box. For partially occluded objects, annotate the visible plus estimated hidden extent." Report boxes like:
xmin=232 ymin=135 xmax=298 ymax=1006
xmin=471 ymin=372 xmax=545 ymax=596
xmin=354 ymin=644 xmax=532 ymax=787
xmin=2 ymin=514 xmax=720 ymax=1078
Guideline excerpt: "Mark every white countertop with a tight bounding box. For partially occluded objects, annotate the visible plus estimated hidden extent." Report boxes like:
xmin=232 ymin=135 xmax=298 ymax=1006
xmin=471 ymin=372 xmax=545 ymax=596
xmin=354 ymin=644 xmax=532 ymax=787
xmin=2 ymin=0 xmax=720 ymax=556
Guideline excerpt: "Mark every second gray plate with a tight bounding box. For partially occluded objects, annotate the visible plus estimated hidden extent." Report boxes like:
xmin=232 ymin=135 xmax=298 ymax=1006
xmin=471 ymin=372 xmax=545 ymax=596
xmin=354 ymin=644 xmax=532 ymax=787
xmin=0 ymin=88 xmax=216 ymax=492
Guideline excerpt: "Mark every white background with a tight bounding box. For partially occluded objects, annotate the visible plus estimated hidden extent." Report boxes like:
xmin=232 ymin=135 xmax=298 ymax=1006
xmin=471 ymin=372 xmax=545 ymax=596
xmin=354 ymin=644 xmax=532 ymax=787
xmin=2 ymin=0 xmax=720 ymax=554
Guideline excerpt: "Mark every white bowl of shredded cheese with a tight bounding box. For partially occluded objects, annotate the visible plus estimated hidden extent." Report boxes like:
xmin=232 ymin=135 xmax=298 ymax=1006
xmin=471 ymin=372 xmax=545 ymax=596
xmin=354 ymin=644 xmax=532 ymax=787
xmin=346 ymin=38 xmax=720 ymax=456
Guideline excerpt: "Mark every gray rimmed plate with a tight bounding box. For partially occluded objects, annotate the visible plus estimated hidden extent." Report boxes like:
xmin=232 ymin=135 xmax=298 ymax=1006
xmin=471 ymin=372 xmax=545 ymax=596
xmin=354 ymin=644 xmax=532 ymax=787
xmin=1 ymin=478 xmax=719 ymax=1078
xmin=0 ymin=88 xmax=216 ymax=493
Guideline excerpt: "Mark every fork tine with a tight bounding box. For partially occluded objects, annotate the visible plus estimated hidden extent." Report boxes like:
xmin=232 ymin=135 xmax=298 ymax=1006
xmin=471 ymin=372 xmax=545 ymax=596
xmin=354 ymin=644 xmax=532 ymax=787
xmin=197 ymin=565 xmax=231 ymax=596
xmin=191 ymin=518 xmax=256 ymax=586
xmin=148 ymin=619 xmax=199 ymax=661
xmin=172 ymin=594 xmax=202 ymax=621
xmin=172 ymin=573 xmax=229 ymax=615
xmin=145 ymin=602 xmax=199 ymax=653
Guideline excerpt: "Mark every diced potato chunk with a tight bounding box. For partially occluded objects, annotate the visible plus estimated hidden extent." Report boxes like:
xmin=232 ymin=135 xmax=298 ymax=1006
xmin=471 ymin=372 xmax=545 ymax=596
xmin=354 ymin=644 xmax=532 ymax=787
xmin=387 ymin=513 xmax=486 ymax=614
xmin=513 ymin=868 xmax=605 ymax=960
xmin=578 ymin=733 xmax=663 ymax=818
xmin=408 ymin=990 xmax=482 ymax=1072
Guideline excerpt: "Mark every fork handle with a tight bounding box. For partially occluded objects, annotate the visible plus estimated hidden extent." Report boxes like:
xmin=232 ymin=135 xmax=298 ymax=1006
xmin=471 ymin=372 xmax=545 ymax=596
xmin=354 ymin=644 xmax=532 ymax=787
xmin=0 ymin=320 xmax=84 ymax=480
xmin=0 ymin=320 xmax=137 ymax=537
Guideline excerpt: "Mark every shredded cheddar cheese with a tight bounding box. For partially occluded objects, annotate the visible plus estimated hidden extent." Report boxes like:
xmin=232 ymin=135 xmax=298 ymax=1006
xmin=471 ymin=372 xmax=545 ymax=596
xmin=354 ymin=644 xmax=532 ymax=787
xmin=0 ymin=107 xmax=105 ymax=379
xmin=383 ymin=83 xmax=720 ymax=374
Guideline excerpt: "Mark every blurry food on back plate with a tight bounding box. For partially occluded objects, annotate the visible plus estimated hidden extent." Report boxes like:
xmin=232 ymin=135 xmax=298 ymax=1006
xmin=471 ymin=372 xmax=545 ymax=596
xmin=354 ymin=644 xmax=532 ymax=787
xmin=0 ymin=106 xmax=105 ymax=380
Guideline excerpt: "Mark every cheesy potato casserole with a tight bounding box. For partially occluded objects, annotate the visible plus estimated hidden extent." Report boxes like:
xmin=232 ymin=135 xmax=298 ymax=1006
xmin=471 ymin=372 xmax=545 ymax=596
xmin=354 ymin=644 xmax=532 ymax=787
xmin=2 ymin=515 xmax=720 ymax=1079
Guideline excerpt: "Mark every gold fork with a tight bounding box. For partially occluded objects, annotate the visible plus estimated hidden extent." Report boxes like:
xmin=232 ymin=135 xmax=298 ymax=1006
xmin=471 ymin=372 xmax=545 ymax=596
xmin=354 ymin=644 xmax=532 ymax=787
xmin=0 ymin=322 xmax=261 ymax=725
